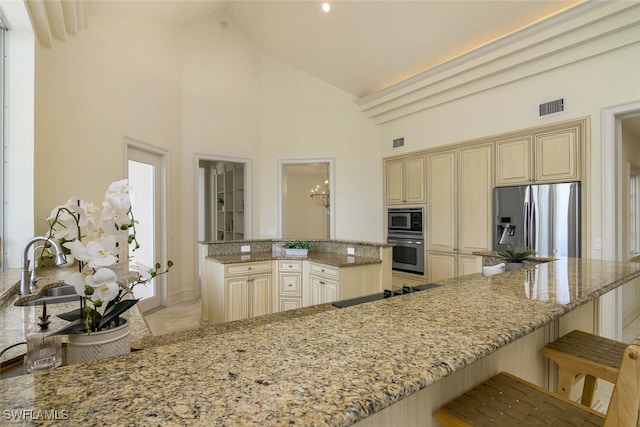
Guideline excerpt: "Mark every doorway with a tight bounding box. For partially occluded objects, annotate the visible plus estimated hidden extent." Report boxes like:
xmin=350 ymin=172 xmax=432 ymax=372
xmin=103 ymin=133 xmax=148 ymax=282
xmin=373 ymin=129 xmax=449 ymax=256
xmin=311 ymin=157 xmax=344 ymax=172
xmin=602 ymin=100 xmax=640 ymax=340
xmin=279 ymin=159 xmax=335 ymax=239
xmin=126 ymin=140 xmax=167 ymax=314
xmin=197 ymin=157 xmax=250 ymax=242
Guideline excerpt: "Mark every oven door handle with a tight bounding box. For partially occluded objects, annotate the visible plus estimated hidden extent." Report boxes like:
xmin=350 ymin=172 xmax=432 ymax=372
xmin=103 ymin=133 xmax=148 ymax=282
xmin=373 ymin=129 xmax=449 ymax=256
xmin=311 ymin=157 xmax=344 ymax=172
xmin=388 ymin=239 xmax=422 ymax=245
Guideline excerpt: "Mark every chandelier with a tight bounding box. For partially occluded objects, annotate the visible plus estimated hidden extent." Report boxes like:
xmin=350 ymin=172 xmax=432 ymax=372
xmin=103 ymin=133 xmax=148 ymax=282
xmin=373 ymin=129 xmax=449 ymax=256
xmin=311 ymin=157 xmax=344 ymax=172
xmin=310 ymin=180 xmax=330 ymax=208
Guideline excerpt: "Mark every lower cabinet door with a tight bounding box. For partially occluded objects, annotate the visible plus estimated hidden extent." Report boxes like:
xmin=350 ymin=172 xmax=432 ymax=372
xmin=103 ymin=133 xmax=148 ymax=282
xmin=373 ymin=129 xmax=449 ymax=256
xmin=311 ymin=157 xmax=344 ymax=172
xmin=250 ymin=273 xmax=273 ymax=318
xmin=310 ymin=275 xmax=323 ymax=305
xmin=323 ymin=279 xmax=339 ymax=304
xmin=225 ymin=278 xmax=249 ymax=322
xmin=309 ymin=275 xmax=339 ymax=304
xmin=426 ymin=252 xmax=457 ymax=282
xmin=458 ymin=255 xmax=482 ymax=276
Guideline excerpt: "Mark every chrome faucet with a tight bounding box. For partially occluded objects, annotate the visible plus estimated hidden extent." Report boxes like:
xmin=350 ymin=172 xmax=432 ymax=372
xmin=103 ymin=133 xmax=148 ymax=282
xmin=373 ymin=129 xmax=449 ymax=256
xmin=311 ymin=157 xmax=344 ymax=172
xmin=19 ymin=237 xmax=67 ymax=296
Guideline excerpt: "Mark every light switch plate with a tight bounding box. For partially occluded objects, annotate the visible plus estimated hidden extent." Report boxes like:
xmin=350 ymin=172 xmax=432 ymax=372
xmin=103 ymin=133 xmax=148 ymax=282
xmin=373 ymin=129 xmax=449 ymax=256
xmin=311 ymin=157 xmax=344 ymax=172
xmin=241 ymin=245 xmax=251 ymax=253
xmin=347 ymin=247 xmax=355 ymax=255
xmin=594 ymin=238 xmax=602 ymax=251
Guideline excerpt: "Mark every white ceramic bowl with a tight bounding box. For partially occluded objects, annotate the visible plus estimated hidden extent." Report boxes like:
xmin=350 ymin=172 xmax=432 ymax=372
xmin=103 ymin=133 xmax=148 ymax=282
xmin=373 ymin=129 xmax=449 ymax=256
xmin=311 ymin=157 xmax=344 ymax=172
xmin=482 ymin=263 xmax=505 ymax=276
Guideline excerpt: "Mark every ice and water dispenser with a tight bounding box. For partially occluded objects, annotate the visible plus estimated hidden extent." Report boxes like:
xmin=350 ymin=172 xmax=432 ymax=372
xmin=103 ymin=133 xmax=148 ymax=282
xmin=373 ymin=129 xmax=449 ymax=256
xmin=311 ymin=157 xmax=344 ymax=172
xmin=496 ymin=216 xmax=517 ymax=246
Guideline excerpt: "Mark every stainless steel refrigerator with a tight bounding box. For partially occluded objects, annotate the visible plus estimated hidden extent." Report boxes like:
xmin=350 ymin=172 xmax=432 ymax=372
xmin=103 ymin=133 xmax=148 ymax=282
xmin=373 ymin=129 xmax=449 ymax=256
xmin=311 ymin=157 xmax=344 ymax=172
xmin=493 ymin=182 xmax=580 ymax=257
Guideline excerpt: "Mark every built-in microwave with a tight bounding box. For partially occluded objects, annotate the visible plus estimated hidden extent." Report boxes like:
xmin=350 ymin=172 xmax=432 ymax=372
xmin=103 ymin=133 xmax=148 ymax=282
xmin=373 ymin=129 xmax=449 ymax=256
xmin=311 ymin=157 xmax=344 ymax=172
xmin=388 ymin=208 xmax=423 ymax=234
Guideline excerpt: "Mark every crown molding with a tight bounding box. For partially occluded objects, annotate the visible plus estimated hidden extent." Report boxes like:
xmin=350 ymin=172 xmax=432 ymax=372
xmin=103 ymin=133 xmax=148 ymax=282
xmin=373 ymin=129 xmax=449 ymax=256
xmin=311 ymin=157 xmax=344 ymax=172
xmin=356 ymin=1 xmax=640 ymax=125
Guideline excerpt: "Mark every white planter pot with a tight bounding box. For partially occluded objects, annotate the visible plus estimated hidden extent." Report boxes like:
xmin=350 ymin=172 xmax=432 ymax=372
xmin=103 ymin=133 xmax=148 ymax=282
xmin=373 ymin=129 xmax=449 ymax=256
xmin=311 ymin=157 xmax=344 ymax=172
xmin=284 ymin=248 xmax=308 ymax=257
xmin=66 ymin=318 xmax=130 ymax=365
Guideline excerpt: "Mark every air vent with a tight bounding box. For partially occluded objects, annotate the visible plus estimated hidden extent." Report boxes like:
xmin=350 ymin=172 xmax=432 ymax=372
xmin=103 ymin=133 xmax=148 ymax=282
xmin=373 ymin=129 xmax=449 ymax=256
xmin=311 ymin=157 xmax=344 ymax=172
xmin=392 ymin=137 xmax=405 ymax=148
xmin=538 ymin=98 xmax=565 ymax=117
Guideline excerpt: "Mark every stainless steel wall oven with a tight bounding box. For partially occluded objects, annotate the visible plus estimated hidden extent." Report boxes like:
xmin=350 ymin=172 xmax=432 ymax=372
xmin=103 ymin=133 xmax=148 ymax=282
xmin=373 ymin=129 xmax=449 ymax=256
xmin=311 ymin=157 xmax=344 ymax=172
xmin=387 ymin=208 xmax=424 ymax=275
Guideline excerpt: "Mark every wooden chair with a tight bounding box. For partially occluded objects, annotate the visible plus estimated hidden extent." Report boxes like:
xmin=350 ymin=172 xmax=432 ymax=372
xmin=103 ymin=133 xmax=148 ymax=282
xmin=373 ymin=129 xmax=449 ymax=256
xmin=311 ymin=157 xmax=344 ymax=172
xmin=540 ymin=329 xmax=627 ymax=406
xmin=434 ymin=339 xmax=640 ymax=426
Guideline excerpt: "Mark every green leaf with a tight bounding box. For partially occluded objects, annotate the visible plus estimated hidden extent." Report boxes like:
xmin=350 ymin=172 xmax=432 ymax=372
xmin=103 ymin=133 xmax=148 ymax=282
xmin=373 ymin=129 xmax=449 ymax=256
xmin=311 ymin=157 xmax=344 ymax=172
xmin=98 ymin=299 xmax=139 ymax=329
xmin=49 ymin=318 xmax=87 ymax=336
xmin=56 ymin=308 xmax=83 ymax=322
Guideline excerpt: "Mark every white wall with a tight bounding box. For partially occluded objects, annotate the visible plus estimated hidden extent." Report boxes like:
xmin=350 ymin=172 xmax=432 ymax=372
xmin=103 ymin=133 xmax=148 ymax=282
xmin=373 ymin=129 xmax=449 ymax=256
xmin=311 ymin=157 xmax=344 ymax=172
xmin=34 ymin=14 xmax=184 ymax=301
xmin=257 ymin=55 xmax=382 ymax=242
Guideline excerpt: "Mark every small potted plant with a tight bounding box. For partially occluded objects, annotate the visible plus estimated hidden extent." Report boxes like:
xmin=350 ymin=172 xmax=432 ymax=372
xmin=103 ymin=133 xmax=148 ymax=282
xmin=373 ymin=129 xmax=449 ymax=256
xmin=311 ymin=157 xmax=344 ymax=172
xmin=282 ymin=240 xmax=311 ymax=257
xmin=497 ymin=244 xmax=536 ymax=271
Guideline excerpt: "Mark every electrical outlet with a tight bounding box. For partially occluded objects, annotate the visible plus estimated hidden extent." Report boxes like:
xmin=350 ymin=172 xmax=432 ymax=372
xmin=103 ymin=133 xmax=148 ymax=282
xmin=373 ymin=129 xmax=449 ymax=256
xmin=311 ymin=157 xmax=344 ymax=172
xmin=347 ymin=247 xmax=355 ymax=255
xmin=594 ymin=238 xmax=602 ymax=251
xmin=241 ymin=245 xmax=251 ymax=253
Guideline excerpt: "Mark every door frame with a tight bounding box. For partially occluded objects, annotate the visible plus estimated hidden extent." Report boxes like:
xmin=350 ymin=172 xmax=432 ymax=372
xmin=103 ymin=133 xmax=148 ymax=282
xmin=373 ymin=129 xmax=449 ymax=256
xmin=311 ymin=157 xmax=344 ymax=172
xmin=194 ymin=153 xmax=252 ymax=297
xmin=601 ymin=99 xmax=640 ymax=339
xmin=278 ymin=158 xmax=335 ymax=239
xmin=124 ymin=137 xmax=169 ymax=313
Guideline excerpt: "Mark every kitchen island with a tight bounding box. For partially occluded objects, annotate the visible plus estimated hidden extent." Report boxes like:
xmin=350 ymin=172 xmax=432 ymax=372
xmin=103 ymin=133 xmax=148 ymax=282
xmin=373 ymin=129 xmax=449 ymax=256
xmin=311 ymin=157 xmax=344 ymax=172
xmin=2 ymin=257 xmax=640 ymax=425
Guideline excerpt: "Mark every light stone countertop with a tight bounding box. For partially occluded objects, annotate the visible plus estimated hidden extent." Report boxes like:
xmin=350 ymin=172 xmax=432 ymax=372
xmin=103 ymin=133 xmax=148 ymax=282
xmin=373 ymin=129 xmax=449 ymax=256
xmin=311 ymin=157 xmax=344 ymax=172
xmin=1 ymin=257 xmax=640 ymax=425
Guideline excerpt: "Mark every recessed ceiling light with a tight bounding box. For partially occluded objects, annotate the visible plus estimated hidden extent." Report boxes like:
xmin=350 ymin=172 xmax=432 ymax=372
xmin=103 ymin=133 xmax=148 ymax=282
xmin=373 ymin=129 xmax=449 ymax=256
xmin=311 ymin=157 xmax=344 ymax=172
xmin=219 ymin=20 xmax=228 ymax=30
xmin=321 ymin=2 xmax=330 ymax=13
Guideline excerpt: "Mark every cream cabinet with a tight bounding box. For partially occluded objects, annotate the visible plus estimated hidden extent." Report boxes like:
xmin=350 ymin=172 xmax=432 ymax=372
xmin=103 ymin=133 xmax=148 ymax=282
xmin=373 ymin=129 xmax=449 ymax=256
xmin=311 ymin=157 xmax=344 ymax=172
xmin=496 ymin=124 xmax=581 ymax=186
xmin=308 ymin=262 xmax=382 ymax=305
xmin=203 ymin=258 xmax=384 ymax=324
xmin=426 ymin=252 xmax=482 ymax=283
xmin=204 ymin=260 xmax=274 ymax=324
xmin=385 ymin=155 xmax=425 ymax=205
xmin=277 ymin=260 xmax=303 ymax=311
xmin=425 ymin=144 xmax=493 ymax=281
xmin=309 ymin=263 xmax=340 ymax=305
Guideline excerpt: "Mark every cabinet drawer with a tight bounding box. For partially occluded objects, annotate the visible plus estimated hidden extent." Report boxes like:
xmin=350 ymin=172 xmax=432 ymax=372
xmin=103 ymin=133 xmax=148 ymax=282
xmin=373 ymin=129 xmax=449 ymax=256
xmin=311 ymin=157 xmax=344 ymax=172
xmin=225 ymin=261 xmax=272 ymax=276
xmin=278 ymin=260 xmax=303 ymax=272
xmin=309 ymin=263 xmax=339 ymax=279
xmin=279 ymin=273 xmax=302 ymax=296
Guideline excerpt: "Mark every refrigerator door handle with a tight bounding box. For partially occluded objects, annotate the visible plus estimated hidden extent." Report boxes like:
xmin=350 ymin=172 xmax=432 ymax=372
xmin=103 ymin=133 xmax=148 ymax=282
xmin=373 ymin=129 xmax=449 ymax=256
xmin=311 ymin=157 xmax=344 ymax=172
xmin=523 ymin=201 xmax=530 ymax=248
xmin=530 ymin=200 xmax=537 ymax=252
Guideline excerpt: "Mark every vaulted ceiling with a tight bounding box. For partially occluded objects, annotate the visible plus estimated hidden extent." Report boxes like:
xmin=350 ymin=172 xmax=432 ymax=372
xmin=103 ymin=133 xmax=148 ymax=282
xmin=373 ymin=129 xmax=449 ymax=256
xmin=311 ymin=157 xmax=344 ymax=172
xmin=28 ymin=0 xmax=584 ymax=98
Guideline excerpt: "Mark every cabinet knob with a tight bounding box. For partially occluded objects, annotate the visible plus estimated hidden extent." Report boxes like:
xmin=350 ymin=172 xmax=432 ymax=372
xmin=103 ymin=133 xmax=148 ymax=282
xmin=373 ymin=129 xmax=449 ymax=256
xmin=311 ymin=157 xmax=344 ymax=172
xmin=248 ymin=267 xmax=252 ymax=270
xmin=321 ymin=269 xmax=325 ymax=272
xmin=320 ymin=280 xmax=325 ymax=285
xmin=288 ymin=265 xmax=293 ymax=268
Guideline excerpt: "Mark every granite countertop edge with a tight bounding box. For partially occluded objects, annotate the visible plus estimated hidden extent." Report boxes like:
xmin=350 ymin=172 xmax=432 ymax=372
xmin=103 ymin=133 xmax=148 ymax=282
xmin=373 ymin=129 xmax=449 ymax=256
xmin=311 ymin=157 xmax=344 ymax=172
xmin=206 ymin=251 xmax=383 ymax=267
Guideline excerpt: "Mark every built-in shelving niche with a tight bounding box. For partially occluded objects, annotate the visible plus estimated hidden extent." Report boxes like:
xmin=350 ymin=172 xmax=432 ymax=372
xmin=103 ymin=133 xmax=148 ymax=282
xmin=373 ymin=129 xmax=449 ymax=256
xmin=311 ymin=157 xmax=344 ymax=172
xmin=199 ymin=160 xmax=245 ymax=242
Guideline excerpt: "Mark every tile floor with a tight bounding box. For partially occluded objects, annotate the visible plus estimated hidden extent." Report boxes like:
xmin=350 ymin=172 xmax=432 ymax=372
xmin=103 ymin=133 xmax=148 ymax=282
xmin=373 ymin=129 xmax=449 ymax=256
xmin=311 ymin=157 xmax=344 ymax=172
xmin=143 ymin=299 xmax=201 ymax=336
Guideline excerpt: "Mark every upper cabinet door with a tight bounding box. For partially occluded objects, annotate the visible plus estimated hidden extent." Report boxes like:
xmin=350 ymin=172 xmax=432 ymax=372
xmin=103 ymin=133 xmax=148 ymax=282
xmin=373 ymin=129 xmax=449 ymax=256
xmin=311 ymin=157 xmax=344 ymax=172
xmin=385 ymin=155 xmax=425 ymax=205
xmin=496 ymin=123 xmax=582 ymax=186
xmin=534 ymin=126 xmax=580 ymax=183
xmin=458 ymin=144 xmax=494 ymax=253
xmin=385 ymin=159 xmax=405 ymax=204
xmin=404 ymin=155 xmax=426 ymax=204
xmin=495 ymin=136 xmax=533 ymax=186
xmin=426 ymin=150 xmax=457 ymax=251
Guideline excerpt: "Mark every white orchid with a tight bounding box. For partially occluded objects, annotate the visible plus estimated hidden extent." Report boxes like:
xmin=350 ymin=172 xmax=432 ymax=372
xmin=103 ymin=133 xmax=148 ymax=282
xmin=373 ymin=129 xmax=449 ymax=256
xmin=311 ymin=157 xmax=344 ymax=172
xmin=86 ymin=268 xmax=120 ymax=303
xmin=45 ymin=179 xmax=173 ymax=335
xmin=65 ymin=270 xmax=92 ymax=296
xmin=84 ymin=235 xmax=118 ymax=269
xmin=131 ymin=261 xmax=153 ymax=281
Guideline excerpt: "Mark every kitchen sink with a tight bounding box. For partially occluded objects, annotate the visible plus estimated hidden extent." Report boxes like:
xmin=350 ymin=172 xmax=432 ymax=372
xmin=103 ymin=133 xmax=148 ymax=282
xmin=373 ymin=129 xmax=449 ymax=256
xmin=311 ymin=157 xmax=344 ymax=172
xmin=14 ymin=285 xmax=81 ymax=306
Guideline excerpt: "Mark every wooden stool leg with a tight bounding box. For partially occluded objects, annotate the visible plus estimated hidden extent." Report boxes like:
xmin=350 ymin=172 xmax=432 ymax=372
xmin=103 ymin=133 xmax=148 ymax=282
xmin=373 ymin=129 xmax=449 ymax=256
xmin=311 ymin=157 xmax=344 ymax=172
xmin=557 ymin=368 xmax=580 ymax=398
xmin=581 ymin=374 xmax=597 ymax=407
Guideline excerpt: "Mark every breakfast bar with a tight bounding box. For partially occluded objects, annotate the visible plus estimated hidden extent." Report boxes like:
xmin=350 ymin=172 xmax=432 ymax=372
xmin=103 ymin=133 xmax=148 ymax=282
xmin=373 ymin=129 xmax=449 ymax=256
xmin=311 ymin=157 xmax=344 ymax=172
xmin=2 ymin=257 xmax=640 ymax=425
